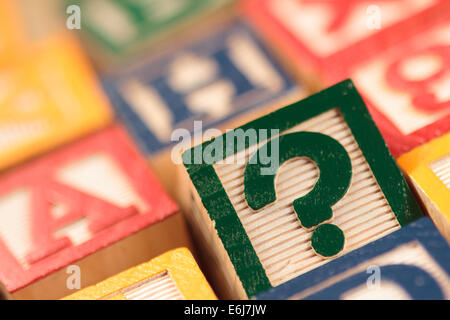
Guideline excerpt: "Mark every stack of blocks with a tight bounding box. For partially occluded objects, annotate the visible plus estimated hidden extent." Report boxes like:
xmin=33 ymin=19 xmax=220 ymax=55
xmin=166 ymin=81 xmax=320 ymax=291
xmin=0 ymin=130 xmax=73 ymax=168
xmin=0 ymin=0 xmax=449 ymax=301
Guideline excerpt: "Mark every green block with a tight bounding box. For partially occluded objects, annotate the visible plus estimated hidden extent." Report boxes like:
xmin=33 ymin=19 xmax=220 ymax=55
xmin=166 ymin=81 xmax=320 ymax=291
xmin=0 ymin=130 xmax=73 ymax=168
xmin=74 ymin=0 xmax=231 ymax=57
xmin=183 ymin=79 xmax=423 ymax=298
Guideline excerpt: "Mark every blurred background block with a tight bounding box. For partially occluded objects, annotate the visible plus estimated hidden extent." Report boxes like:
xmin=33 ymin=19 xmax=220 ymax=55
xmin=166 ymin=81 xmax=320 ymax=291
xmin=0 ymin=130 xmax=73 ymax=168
xmin=255 ymin=218 xmax=450 ymax=300
xmin=71 ymin=0 xmax=234 ymax=68
xmin=243 ymin=0 xmax=450 ymax=88
xmin=0 ymin=125 xmax=191 ymax=300
xmin=64 ymin=248 xmax=216 ymax=300
xmin=103 ymin=19 xmax=303 ymax=198
xmin=350 ymin=16 xmax=450 ymax=157
xmin=398 ymin=133 xmax=450 ymax=240
xmin=0 ymin=33 xmax=112 ymax=171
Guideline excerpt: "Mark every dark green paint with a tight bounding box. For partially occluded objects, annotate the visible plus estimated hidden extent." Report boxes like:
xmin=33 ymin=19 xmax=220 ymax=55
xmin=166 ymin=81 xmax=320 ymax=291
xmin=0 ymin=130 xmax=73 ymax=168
xmin=244 ymin=132 xmax=351 ymax=258
xmin=182 ymin=79 xmax=424 ymax=297
xmin=311 ymin=224 xmax=345 ymax=257
xmin=244 ymin=132 xmax=352 ymax=228
xmin=71 ymin=0 xmax=230 ymax=56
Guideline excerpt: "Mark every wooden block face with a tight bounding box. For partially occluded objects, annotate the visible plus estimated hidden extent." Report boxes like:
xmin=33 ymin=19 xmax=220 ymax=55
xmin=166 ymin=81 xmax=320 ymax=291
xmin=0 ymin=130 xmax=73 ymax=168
xmin=0 ymin=0 xmax=24 ymax=64
xmin=352 ymin=18 xmax=450 ymax=157
xmin=0 ymin=34 xmax=112 ymax=170
xmin=398 ymin=133 xmax=450 ymax=240
xmin=104 ymin=20 xmax=299 ymax=156
xmin=255 ymin=218 xmax=450 ymax=300
xmin=75 ymin=0 xmax=231 ymax=58
xmin=183 ymin=80 xmax=423 ymax=297
xmin=243 ymin=0 xmax=449 ymax=83
xmin=64 ymin=248 xmax=216 ymax=300
xmin=0 ymin=125 xmax=178 ymax=295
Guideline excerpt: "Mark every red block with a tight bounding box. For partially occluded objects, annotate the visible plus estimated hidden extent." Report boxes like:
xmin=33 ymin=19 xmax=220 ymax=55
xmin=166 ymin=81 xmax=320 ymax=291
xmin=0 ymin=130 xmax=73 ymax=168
xmin=350 ymin=17 xmax=450 ymax=156
xmin=0 ymin=125 xmax=190 ymax=299
xmin=243 ymin=0 xmax=450 ymax=85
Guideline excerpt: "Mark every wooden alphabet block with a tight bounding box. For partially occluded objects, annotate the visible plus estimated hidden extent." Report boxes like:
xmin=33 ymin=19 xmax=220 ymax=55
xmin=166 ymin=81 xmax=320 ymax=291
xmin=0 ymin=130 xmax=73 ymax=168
xmin=398 ymin=133 xmax=450 ymax=240
xmin=64 ymin=248 xmax=216 ymax=300
xmin=243 ymin=0 xmax=450 ymax=86
xmin=104 ymin=19 xmax=303 ymax=196
xmin=73 ymin=0 xmax=233 ymax=66
xmin=255 ymin=218 xmax=450 ymax=300
xmin=0 ymin=33 xmax=112 ymax=171
xmin=0 ymin=125 xmax=191 ymax=300
xmin=350 ymin=17 xmax=450 ymax=157
xmin=180 ymin=79 xmax=423 ymax=299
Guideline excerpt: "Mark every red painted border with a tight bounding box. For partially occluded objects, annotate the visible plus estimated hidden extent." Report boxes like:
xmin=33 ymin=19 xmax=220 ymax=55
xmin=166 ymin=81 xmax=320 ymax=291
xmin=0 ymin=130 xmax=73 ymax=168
xmin=358 ymin=15 xmax=450 ymax=157
xmin=0 ymin=124 xmax=178 ymax=292
xmin=365 ymin=99 xmax=450 ymax=157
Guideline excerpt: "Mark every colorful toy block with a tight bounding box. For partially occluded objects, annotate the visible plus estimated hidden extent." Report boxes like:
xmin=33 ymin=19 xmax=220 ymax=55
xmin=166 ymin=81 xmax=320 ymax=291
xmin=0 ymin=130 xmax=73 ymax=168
xmin=104 ymin=19 xmax=302 ymax=196
xmin=398 ymin=133 xmax=450 ymax=240
xmin=243 ymin=0 xmax=450 ymax=86
xmin=350 ymin=17 xmax=450 ymax=156
xmin=0 ymin=33 xmax=112 ymax=171
xmin=255 ymin=218 xmax=450 ymax=300
xmin=180 ymin=79 xmax=423 ymax=299
xmin=73 ymin=0 xmax=233 ymax=66
xmin=64 ymin=248 xmax=216 ymax=300
xmin=0 ymin=125 xmax=191 ymax=300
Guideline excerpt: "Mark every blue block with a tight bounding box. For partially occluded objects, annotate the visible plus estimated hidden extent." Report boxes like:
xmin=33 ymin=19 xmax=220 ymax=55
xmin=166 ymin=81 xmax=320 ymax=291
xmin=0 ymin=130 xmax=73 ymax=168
xmin=254 ymin=218 xmax=450 ymax=300
xmin=103 ymin=20 xmax=298 ymax=155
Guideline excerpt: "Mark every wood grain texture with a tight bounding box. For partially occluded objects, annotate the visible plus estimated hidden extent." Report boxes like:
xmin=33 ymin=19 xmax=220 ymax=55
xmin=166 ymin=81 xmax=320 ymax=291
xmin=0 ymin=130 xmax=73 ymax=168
xmin=398 ymin=133 xmax=450 ymax=240
xmin=64 ymin=248 xmax=216 ymax=300
xmin=182 ymin=80 xmax=423 ymax=298
xmin=255 ymin=218 xmax=450 ymax=300
xmin=0 ymin=125 xmax=180 ymax=298
xmin=213 ymin=109 xmax=401 ymax=287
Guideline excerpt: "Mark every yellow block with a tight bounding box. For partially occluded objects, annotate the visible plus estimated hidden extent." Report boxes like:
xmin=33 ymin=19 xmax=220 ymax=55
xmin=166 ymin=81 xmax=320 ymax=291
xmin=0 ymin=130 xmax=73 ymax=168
xmin=398 ymin=133 xmax=450 ymax=240
xmin=0 ymin=0 xmax=24 ymax=64
xmin=0 ymin=33 xmax=112 ymax=170
xmin=64 ymin=248 xmax=217 ymax=300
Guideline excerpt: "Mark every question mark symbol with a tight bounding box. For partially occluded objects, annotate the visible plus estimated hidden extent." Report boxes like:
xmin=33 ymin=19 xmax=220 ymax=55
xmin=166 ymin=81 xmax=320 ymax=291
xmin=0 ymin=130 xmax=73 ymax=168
xmin=244 ymin=132 xmax=352 ymax=257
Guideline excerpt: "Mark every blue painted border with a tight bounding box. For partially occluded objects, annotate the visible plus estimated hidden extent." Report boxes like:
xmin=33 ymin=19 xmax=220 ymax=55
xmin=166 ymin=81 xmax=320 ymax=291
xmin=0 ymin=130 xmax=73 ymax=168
xmin=103 ymin=19 xmax=298 ymax=155
xmin=254 ymin=218 xmax=450 ymax=300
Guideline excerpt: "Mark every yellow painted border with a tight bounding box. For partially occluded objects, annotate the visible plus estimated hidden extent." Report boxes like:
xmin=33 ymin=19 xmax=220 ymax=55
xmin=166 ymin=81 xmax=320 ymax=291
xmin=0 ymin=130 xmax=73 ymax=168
xmin=397 ymin=133 xmax=450 ymax=224
xmin=64 ymin=248 xmax=217 ymax=300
